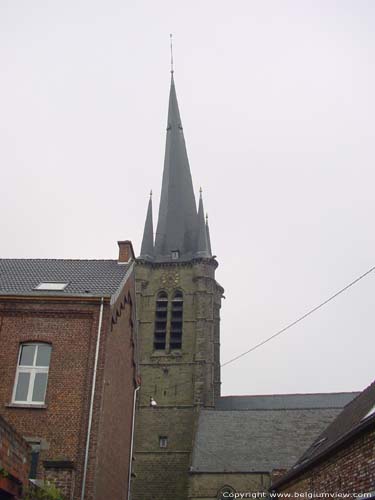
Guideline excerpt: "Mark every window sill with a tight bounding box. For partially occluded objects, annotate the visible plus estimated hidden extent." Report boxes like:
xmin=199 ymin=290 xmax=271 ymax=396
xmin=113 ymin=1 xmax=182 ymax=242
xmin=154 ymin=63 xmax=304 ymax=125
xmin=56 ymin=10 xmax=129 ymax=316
xmin=151 ymin=351 xmax=182 ymax=358
xmin=6 ymin=403 xmax=47 ymax=409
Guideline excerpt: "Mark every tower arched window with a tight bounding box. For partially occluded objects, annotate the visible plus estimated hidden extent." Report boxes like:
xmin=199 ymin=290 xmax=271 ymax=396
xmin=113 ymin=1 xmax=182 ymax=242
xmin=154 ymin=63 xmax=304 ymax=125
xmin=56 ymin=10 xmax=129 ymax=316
xmin=154 ymin=291 xmax=168 ymax=350
xmin=170 ymin=290 xmax=183 ymax=350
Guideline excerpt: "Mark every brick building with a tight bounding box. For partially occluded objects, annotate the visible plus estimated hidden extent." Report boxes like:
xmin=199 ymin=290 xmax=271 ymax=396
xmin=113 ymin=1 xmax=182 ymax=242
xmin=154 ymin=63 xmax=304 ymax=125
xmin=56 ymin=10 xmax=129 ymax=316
xmin=0 ymin=415 xmax=31 ymax=499
xmin=0 ymin=240 xmax=137 ymax=500
xmin=272 ymin=379 xmax=375 ymax=497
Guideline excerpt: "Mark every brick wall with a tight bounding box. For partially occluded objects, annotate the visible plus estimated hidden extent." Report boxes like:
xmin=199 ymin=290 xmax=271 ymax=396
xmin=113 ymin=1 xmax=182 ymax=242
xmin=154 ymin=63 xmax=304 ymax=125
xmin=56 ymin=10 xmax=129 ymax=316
xmin=0 ymin=298 xmax=102 ymax=500
xmin=275 ymin=425 xmax=375 ymax=494
xmin=0 ymin=414 xmax=30 ymax=498
xmin=94 ymin=276 xmax=136 ymax=500
xmin=0 ymin=292 xmax=136 ymax=500
xmin=44 ymin=463 xmax=76 ymax=499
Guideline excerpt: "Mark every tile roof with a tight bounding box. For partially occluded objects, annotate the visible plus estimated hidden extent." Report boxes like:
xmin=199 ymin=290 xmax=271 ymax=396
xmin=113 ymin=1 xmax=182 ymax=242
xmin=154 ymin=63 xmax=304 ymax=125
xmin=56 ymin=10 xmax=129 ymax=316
xmin=273 ymin=379 xmax=375 ymax=486
xmin=0 ymin=259 xmax=133 ymax=298
xmin=191 ymin=393 xmax=359 ymax=473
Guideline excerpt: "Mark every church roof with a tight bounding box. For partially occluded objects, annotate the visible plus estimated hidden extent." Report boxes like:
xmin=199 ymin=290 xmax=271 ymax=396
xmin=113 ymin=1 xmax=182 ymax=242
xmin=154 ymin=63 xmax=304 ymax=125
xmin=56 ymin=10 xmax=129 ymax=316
xmin=140 ymin=192 xmax=154 ymax=260
xmin=139 ymin=74 xmax=212 ymax=262
xmin=215 ymin=392 xmax=358 ymax=411
xmin=191 ymin=392 xmax=359 ymax=473
xmin=0 ymin=259 xmax=133 ymax=299
xmin=273 ymin=380 xmax=375 ymax=488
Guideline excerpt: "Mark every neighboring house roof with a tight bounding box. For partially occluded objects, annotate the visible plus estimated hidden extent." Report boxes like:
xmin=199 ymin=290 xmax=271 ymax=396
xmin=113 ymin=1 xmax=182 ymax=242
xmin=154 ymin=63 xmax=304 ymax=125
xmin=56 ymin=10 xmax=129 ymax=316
xmin=0 ymin=259 xmax=133 ymax=299
xmin=191 ymin=393 xmax=359 ymax=474
xmin=272 ymin=380 xmax=375 ymax=488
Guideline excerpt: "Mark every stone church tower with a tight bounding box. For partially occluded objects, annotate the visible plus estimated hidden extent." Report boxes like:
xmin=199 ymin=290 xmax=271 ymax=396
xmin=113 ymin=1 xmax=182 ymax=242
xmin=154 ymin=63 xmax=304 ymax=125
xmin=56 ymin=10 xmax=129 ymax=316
xmin=132 ymin=74 xmax=223 ymax=499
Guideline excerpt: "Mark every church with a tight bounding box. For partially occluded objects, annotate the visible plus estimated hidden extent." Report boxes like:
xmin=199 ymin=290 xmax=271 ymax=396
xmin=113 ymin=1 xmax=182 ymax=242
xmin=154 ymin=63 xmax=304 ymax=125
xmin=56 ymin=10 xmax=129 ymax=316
xmin=130 ymin=72 xmax=358 ymax=499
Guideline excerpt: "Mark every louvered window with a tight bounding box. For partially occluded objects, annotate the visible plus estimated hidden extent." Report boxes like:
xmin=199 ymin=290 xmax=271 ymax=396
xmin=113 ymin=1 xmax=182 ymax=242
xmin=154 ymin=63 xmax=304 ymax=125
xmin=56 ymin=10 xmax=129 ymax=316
xmin=170 ymin=290 xmax=183 ymax=350
xmin=154 ymin=291 xmax=168 ymax=350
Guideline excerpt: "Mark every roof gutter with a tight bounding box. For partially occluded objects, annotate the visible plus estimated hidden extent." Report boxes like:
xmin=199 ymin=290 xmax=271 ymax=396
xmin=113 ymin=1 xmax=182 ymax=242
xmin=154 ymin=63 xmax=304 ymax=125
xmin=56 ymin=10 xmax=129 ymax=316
xmin=81 ymin=297 xmax=104 ymax=500
xmin=0 ymin=294 xmax=111 ymax=302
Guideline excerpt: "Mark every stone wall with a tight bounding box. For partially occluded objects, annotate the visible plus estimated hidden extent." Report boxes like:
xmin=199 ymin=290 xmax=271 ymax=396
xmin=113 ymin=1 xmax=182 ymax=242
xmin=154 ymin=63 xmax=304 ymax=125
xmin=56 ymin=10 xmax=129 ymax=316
xmin=132 ymin=258 xmax=223 ymax=500
xmin=188 ymin=472 xmax=271 ymax=499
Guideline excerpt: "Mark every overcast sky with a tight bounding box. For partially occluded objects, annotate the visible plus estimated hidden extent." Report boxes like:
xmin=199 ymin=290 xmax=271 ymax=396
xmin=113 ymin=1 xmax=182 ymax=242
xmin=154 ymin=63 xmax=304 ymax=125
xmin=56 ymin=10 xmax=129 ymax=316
xmin=1 ymin=0 xmax=374 ymax=396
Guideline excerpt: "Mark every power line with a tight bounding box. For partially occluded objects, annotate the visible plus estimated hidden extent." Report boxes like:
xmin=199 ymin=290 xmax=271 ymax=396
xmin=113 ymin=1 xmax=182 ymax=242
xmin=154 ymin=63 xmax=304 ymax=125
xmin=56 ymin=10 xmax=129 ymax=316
xmin=143 ymin=264 xmax=375 ymax=398
xmin=221 ymin=264 xmax=375 ymax=368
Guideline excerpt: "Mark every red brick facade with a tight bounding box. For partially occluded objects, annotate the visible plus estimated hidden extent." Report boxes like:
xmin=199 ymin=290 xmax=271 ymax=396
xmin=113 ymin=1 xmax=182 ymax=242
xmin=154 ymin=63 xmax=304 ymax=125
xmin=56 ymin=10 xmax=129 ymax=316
xmin=0 ymin=415 xmax=31 ymax=499
xmin=273 ymin=425 xmax=375 ymax=495
xmin=0 ymin=271 xmax=136 ymax=499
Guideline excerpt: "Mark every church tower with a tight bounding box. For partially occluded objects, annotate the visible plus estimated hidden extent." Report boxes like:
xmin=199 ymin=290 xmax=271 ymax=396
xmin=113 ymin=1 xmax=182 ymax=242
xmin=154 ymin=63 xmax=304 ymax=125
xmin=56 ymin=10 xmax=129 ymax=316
xmin=132 ymin=73 xmax=223 ymax=500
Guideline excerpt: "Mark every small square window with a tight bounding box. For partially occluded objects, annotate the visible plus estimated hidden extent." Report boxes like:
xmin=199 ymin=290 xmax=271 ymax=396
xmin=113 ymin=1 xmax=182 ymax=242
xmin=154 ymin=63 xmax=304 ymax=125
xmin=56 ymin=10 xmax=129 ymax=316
xmin=35 ymin=282 xmax=68 ymax=291
xmin=171 ymin=250 xmax=180 ymax=260
xmin=159 ymin=436 xmax=168 ymax=448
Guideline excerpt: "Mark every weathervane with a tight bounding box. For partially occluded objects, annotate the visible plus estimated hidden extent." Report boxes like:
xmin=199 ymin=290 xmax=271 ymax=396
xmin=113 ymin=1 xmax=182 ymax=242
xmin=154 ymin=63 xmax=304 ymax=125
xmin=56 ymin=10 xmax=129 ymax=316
xmin=170 ymin=33 xmax=174 ymax=74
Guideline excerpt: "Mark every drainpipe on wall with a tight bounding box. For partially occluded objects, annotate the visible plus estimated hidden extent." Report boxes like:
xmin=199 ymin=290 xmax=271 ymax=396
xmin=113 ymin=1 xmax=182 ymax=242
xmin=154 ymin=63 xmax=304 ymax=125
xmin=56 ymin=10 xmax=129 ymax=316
xmin=81 ymin=297 xmax=104 ymax=500
xmin=127 ymin=384 xmax=140 ymax=500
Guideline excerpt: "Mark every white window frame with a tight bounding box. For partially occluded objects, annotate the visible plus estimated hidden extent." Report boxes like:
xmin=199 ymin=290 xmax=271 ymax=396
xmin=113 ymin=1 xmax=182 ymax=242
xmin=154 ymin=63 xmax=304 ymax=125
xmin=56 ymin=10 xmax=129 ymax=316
xmin=159 ymin=436 xmax=168 ymax=448
xmin=12 ymin=343 xmax=51 ymax=405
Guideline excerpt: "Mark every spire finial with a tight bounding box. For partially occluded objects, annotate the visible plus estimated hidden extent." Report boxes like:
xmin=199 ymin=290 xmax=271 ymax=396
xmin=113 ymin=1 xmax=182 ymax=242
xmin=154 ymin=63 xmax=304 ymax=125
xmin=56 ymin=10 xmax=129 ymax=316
xmin=199 ymin=186 xmax=203 ymax=198
xmin=170 ymin=33 xmax=174 ymax=74
xmin=206 ymin=212 xmax=208 ymax=223
xmin=150 ymin=189 xmax=153 ymax=198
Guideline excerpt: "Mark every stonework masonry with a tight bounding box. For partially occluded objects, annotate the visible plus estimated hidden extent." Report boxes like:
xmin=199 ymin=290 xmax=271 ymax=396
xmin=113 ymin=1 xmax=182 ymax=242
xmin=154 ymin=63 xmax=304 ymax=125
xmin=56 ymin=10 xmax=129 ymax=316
xmin=188 ymin=472 xmax=271 ymax=500
xmin=132 ymin=258 xmax=223 ymax=500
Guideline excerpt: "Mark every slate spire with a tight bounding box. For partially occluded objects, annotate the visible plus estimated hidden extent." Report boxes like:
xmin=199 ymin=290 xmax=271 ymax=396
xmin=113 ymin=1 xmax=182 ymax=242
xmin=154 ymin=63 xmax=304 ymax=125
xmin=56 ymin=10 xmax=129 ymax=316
xmin=153 ymin=74 xmax=198 ymax=261
xmin=140 ymin=191 xmax=154 ymax=260
xmin=196 ymin=188 xmax=211 ymax=258
xmin=205 ymin=213 xmax=212 ymax=256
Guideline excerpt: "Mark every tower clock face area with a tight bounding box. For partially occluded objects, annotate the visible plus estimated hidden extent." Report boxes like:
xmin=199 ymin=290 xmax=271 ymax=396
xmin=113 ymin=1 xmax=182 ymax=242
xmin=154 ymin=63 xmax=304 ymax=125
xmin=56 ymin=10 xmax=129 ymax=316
xmin=160 ymin=271 xmax=180 ymax=288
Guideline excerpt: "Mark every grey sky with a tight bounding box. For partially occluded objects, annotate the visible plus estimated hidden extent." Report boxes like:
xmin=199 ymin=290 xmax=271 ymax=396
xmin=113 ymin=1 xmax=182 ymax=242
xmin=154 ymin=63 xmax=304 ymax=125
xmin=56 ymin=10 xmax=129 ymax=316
xmin=1 ymin=0 xmax=374 ymax=396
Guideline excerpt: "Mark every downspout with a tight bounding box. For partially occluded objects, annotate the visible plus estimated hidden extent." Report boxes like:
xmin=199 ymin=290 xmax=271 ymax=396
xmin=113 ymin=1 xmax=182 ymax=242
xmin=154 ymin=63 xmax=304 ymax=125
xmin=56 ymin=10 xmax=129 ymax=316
xmin=127 ymin=385 xmax=140 ymax=500
xmin=81 ymin=297 xmax=104 ymax=500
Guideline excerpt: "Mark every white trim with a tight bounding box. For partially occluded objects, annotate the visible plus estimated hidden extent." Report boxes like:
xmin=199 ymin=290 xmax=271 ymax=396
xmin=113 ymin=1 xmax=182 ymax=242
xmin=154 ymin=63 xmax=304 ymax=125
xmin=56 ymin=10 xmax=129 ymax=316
xmin=81 ymin=297 xmax=104 ymax=500
xmin=12 ymin=344 xmax=51 ymax=405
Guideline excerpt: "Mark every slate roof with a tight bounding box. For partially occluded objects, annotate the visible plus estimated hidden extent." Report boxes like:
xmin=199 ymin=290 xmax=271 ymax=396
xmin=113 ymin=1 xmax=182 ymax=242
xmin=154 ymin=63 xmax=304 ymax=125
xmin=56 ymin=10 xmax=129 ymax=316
xmin=140 ymin=74 xmax=212 ymax=262
xmin=191 ymin=392 xmax=359 ymax=473
xmin=273 ymin=380 xmax=375 ymax=487
xmin=216 ymin=393 xmax=358 ymax=411
xmin=0 ymin=259 xmax=133 ymax=298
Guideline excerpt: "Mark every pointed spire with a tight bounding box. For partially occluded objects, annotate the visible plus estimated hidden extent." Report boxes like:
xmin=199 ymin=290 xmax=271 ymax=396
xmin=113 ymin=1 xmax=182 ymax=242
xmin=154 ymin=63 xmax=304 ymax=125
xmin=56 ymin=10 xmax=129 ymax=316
xmin=196 ymin=188 xmax=211 ymax=258
xmin=205 ymin=213 xmax=212 ymax=256
xmin=154 ymin=74 xmax=198 ymax=261
xmin=140 ymin=191 xmax=154 ymax=260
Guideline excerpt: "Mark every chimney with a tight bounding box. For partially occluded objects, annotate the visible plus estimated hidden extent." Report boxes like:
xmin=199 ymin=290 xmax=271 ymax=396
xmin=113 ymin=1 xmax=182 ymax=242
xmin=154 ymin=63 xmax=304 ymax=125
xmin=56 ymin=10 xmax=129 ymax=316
xmin=117 ymin=240 xmax=135 ymax=264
